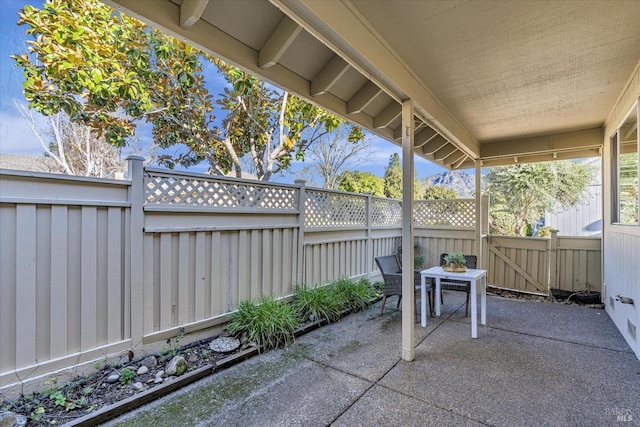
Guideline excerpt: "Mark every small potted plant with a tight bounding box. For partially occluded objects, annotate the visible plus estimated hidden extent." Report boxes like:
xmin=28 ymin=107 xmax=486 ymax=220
xmin=567 ymin=280 xmax=601 ymax=305
xmin=443 ymin=252 xmax=467 ymax=272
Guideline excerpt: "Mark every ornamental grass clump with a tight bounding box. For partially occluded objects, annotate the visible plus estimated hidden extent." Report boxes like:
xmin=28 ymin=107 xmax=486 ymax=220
xmin=330 ymin=278 xmax=378 ymax=313
xmin=226 ymin=297 xmax=298 ymax=352
xmin=292 ymin=284 xmax=343 ymax=325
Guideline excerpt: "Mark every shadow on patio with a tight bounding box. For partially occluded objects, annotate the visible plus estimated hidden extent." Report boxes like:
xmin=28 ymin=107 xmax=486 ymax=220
xmin=106 ymin=293 xmax=640 ymax=426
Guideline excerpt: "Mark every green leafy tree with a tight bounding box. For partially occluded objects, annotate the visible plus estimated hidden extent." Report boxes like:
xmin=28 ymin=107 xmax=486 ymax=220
xmin=383 ymin=153 xmax=402 ymax=198
xmin=486 ymin=160 xmax=596 ymax=236
xmin=209 ymin=59 xmax=363 ymax=180
xmin=338 ymin=171 xmax=385 ymax=196
xmin=12 ymin=0 xmax=363 ymax=181
xmin=619 ymin=152 xmax=639 ymax=224
xmin=423 ymin=185 xmax=458 ymax=200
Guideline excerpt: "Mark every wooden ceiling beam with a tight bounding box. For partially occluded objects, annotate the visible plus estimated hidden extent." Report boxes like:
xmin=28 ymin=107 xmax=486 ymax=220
xmin=373 ymin=102 xmax=401 ymax=129
xmin=278 ymin=0 xmax=480 ymax=158
xmin=180 ymin=0 xmax=209 ymax=29
xmin=474 ymin=148 xmax=602 ymax=169
xmin=420 ymin=135 xmax=448 ymax=155
xmin=346 ymin=81 xmax=383 ymax=114
xmin=480 ymin=128 xmax=602 ymax=159
xmin=310 ymin=55 xmax=350 ymax=96
xmin=259 ymin=16 xmax=302 ymax=69
xmin=413 ymin=127 xmax=438 ymax=148
xmin=444 ymin=151 xmax=467 ymax=169
xmin=433 ymin=143 xmax=458 ymax=161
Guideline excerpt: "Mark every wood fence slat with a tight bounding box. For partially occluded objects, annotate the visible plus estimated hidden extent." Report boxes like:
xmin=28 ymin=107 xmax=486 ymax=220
xmin=237 ymin=230 xmax=248 ymax=302
xmin=282 ymin=228 xmax=292 ymax=296
xmin=210 ymin=231 xmax=223 ymax=314
xmin=272 ymin=228 xmax=282 ymax=294
xmin=50 ymin=205 xmax=68 ymax=358
xmin=177 ymin=232 xmax=190 ymax=325
xmin=143 ymin=234 xmax=155 ymax=335
xmin=15 ymin=205 xmax=37 ymax=367
xmin=80 ymin=206 xmax=98 ymax=350
xmin=194 ymin=232 xmax=206 ymax=321
xmin=107 ymin=207 xmax=122 ymax=343
xmin=489 ymin=245 xmax=546 ymax=292
xmin=159 ymin=233 xmax=173 ymax=330
xmin=262 ymin=229 xmax=273 ymax=295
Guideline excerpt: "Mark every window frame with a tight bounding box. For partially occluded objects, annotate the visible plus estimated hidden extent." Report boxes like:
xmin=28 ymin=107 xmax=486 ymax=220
xmin=611 ymin=98 xmax=640 ymax=226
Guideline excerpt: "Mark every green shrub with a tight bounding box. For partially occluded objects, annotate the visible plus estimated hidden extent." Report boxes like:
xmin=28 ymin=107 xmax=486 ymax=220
xmin=226 ymin=297 xmax=298 ymax=352
xmin=330 ymin=278 xmax=378 ymax=313
xmin=292 ymin=284 xmax=343 ymax=325
xmin=119 ymin=368 xmax=136 ymax=385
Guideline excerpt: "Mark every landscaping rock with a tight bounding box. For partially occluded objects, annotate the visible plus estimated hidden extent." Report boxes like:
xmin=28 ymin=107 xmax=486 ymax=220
xmin=0 ymin=411 xmax=26 ymax=427
xmin=165 ymin=356 xmax=187 ymax=376
xmin=209 ymin=337 xmax=240 ymax=353
xmin=0 ymin=412 xmax=16 ymax=427
xmin=131 ymin=382 xmax=145 ymax=392
xmin=105 ymin=373 xmax=120 ymax=384
xmin=137 ymin=365 xmax=149 ymax=375
xmin=140 ymin=356 xmax=158 ymax=369
xmin=154 ymin=377 xmax=163 ymax=384
xmin=155 ymin=370 xmax=164 ymax=378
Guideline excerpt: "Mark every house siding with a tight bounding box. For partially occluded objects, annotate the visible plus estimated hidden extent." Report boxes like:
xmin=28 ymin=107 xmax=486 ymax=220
xmin=602 ymin=61 xmax=640 ymax=359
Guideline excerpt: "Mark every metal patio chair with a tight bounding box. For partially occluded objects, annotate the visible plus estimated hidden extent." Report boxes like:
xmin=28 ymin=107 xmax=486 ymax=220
xmin=375 ymin=255 xmax=433 ymax=320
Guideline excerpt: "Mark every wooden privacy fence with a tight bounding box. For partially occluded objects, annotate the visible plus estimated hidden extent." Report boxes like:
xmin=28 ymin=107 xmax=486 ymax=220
xmin=485 ymin=232 xmax=602 ymax=295
xmin=0 ymin=170 xmax=133 ymax=393
xmin=0 ymin=157 xmax=599 ymax=394
xmin=0 ymin=158 xmax=484 ymax=393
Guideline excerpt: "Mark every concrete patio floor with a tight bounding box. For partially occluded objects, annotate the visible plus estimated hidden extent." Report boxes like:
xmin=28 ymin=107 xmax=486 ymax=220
xmin=105 ymin=292 xmax=640 ymax=426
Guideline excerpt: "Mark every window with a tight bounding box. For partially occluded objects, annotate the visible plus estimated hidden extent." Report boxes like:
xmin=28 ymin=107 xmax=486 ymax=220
xmin=612 ymin=99 xmax=639 ymax=225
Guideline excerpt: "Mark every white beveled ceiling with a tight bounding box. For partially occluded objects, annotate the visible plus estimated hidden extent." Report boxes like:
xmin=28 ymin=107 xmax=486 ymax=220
xmin=105 ymin=0 xmax=640 ymax=170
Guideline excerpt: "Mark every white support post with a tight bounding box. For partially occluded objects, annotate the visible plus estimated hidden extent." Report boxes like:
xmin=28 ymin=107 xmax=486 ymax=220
xmin=127 ymin=156 xmax=145 ymax=348
xmin=475 ymin=160 xmax=482 ymax=268
xmin=401 ymin=99 xmax=415 ymax=362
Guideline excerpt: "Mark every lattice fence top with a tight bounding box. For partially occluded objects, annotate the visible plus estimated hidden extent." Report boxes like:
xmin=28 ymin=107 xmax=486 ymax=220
xmin=414 ymin=199 xmax=475 ymax=227
xmin=305 ymin=189 xmax=367 ymax=229
xmin=371 ymin=198 xmax=402 ymax=227
xmin=145 ymin=173 xmax=298 ymax=210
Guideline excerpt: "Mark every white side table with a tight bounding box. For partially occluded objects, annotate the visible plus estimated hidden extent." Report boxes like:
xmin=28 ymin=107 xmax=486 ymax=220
xmin=420 ymin=266 xmax=487 ymax=338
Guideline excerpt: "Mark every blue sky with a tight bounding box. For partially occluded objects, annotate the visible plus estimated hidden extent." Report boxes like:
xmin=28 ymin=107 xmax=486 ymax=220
xmin=0 ymin=0 xmax=449 ymax=184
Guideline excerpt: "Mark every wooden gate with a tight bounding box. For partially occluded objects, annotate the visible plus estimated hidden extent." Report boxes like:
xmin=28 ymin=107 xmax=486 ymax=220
xmin=485 ymin=234 xmax=553 ymax=295
xmin=484 ymin=232 xmax=602 ymax=295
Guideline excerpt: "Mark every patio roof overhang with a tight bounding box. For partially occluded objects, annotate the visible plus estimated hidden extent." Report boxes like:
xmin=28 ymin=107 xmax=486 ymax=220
xmin=105 ymin=0 xmax=640 ymax=170
xmin=103 ymin=0 xmax=640 ymax=361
